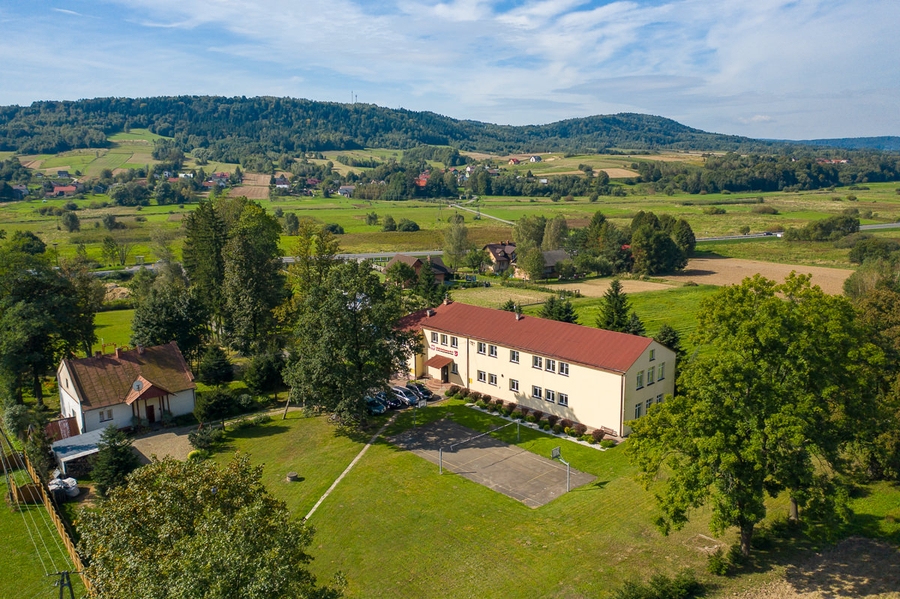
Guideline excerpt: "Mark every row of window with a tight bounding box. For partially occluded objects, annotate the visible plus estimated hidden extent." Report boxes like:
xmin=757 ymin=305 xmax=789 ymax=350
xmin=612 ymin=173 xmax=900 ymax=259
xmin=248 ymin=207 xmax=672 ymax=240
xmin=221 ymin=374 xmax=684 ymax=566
xmin=634 ymin=394 xmax=664 ymax=419
xmin=432 ymin=332 xmax=459 ymax=348
xmin=530 ymin=355 xmax=569 ymax=376
xmin=475 ymin=373 xmax=570 ymax=407
xmin=636 ymin=363 xmax=665 ymax=389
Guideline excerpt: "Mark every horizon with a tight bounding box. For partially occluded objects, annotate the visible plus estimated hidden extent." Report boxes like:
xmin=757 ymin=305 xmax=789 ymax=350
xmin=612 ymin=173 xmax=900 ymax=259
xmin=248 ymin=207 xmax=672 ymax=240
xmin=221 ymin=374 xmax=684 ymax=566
xmin=1 ymin=1 xmax=898 ymax=141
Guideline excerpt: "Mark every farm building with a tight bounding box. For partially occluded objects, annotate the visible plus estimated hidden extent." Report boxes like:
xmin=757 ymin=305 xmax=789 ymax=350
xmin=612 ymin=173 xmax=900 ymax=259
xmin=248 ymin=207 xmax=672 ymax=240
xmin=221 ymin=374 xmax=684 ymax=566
xmin=56 ymin=342 xmax=196 ymax=434
xmin=401 ymin=302 xmax=675 ymax=437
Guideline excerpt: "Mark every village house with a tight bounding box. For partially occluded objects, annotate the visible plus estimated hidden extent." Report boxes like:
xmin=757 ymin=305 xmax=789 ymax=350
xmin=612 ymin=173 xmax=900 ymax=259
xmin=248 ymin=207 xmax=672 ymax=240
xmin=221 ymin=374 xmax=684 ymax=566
xmin=401 ymin=302 xmax=675 ymax=437
xmin=386 ymin=253 xmax=452 ymax=284
xmin=529 ymin=155 xmax=542 ymax=163
xmin=482 ymin=241 xmax=517 ymax=274
xmin=514 ymin=249 xmax=569 ymax=280
xmin=56 ymin=342 xmax=196 ymax=434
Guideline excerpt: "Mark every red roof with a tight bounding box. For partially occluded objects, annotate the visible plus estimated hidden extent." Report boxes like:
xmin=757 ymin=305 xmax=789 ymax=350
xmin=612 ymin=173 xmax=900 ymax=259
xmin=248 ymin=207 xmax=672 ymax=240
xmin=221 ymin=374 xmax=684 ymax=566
xmin=400 ymin=302 xmax=651 ymax=374
xmin=54 ymin=186 xmax=77 ymax=193
xmin=61 ymin=342 xmax=195 ymax=409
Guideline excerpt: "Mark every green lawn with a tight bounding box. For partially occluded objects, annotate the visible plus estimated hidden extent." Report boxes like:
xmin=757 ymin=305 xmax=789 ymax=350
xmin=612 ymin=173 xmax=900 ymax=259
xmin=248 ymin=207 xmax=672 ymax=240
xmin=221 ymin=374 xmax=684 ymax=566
xmin=208 ymin=402 xmax=900 ymax=598
xmin=0 ymin=478 xmax=87 ymax=598
xmin=93 ymin=309 xmax=134 ymax=353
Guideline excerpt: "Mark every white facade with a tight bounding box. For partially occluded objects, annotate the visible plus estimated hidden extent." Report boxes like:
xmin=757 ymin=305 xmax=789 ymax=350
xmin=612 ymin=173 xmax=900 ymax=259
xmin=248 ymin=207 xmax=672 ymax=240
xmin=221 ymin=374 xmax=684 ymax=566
xmin=410 ymin=325 xmax=675 ymax=437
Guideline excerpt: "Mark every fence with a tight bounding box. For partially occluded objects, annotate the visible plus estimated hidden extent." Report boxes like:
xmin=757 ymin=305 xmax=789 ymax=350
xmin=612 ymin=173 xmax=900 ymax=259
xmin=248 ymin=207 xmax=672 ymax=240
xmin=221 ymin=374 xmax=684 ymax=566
xmin=21 ymin=452 xmax=94 ymax=596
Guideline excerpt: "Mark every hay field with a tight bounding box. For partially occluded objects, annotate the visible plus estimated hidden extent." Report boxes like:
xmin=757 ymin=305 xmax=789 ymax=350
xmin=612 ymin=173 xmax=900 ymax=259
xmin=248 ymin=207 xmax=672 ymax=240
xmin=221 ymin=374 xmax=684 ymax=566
xmin=663 ymin=257 xmax=855 ymax=294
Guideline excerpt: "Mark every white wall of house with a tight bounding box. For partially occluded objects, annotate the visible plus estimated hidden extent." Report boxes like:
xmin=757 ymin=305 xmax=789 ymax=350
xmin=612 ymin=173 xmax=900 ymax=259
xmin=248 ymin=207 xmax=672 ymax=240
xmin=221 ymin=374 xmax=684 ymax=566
xmin=83 ymin=402 xmax=135 ymax=433
xmin=57 ymin=362 xmax=85 ymax=432
xmin=168 ymin=389 xmax=195 ymax=418
xmin=622 ymin=341 xmax=676 ymax=436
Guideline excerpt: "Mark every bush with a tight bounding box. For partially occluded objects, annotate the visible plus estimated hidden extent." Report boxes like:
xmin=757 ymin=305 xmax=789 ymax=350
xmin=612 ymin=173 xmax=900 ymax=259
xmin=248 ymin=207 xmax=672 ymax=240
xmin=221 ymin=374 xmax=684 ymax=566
xmin=525 ymin=414 xmax=537 ymax=423
xmin=243 ymin=352 xmax=285 ymax=397
xmin=573 ymin=423 xmax=587 ymax=436
xmin=458 ymin=388 xmax=470 ymax=399
xmin=323 ymin=223 xmax=344 ymax=234
xmin=194 ymin=388 xmax=236 ymax=423
xmin=559 ymin=418 xmax=573 ymax=430
xmin=542 ymin=423 xmax=551 ymax=431
xmin=447 ymin=385 xmax=460 ymax=396
xmin=546 ymin=414 xmax=559 ymax=427
xmin=397 ymin=218 xmax=420 ymax=232
xmin=236 ymin=394 xmax=256 ymax=411
xmin=198 ymin=345 xmax=233 ymax=385
xmin=187 ymin=449 xmax=210 ymax=461
xmin=188 ymin=426 xmax=225 ymax=450
xmin=600 ymin=439 xmax=616 ymax=449
xmin=613 ymin=569 xmax=704 ymax=599
xmin=469 ymin=391 xmax=482 ymax=402
xmin=751 ymin=205 xmax=778 ymax=214
xmin=505 ymin=402 xmax=518 ymax=413
xmin=530 ymin=410 xmax=543 ymax=421
xmin=552 ymin=423 xmax=564 ymax=434
xmin=591 ymin=429 xmax=606 ymax=443
xmin=475 ymin=400 xmax=487 ymax=409
xmin=707 ymin=548 xmax=729 ymax=576
xmin=511 ymin=408 xmax=525 ymax=420
xmin=481 ymin=395 xmax=491 ymax=403
xmin=703 ymin=206 xmax=726 ymax=215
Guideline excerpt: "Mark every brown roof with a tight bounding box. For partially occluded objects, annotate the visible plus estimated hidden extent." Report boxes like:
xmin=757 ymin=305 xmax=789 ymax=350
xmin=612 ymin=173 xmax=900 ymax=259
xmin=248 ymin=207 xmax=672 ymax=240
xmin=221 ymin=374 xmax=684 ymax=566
xmin=400 ymin=302 xmax=651 ymax=374
xmin=424 ymin=355 xmax=454 ymax=368
xmin=62 ymin=342 xmax=195 ymax=409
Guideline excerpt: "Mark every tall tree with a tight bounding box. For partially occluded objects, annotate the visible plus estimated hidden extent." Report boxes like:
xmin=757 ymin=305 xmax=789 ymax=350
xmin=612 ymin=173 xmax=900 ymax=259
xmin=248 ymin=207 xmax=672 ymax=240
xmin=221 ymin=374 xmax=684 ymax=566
xmin=596 ymin=279 xmax=632 ymax=333
xmin=283 ymin=260 xmax=418 ymax=421
xmin=130 ymin=283 xmax=208 ymax=366
xmin=517 ymin=246 xmax=546 ymax=281
xmin=182 ymin=199 xmax=227 ymax=323
xmin=443 ymin=222 xmax=470 ymax=270
xmin=631 ymin=226 xmax=687 ymax=275
xmin=541 ymin=215 xmax=569 ymax=250
xmin=91 ymin=426 xmax=140 ymax=497
xmin=513 ymin=215 xmax=546 ymax=249
xmin=222 ymin=202 xmax=286 ymax=354
xmin=59 ymin=257 xmax=105 ymax=357
xmin=629 ymin=274 xmax=880 ymax=557
xmin=79 ymin=456 xmax=342 ymax=599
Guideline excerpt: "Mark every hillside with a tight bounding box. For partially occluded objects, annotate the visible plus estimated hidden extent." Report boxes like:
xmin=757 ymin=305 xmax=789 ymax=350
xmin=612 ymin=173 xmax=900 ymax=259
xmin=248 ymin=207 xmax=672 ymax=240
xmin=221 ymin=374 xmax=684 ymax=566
xmin=0 ymin=96 xmax=783 ymax=159
xmin=800 ymin=136 xmax=900 ymax=152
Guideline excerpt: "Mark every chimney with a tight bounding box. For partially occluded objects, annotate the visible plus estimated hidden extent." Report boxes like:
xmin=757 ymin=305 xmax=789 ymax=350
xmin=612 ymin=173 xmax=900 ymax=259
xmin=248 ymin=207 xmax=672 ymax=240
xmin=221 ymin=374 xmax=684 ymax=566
xmin=426 ymin=309 xmax=434 ymax=317
xmin=115 ymin=347 xmax=120 ymax=359
xmin=137 ymin=344 xmax=144 ymax=355
xmin=94 ymin=351 xmax=101 ymax=357
xmin=443 ymin=296 xmax=452 ymax=305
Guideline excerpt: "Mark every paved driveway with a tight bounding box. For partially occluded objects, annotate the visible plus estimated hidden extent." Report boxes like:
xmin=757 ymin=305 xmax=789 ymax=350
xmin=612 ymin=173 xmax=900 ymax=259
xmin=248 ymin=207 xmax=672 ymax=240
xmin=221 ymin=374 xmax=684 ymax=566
xmin=131 ymin=425 xmax=196 ymax=464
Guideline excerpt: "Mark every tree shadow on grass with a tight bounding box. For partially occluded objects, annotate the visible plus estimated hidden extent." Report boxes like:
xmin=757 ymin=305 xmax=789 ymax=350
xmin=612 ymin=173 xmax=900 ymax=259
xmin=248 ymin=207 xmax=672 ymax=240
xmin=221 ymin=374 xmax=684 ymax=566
xmin=226 ymin=424 xmax=291 ymax=440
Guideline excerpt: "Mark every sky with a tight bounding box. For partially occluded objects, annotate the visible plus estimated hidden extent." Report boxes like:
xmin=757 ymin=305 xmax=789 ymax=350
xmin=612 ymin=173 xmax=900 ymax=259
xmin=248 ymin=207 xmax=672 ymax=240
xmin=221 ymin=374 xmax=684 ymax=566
xmin=1 ymin=0 xmax=898 ymax=140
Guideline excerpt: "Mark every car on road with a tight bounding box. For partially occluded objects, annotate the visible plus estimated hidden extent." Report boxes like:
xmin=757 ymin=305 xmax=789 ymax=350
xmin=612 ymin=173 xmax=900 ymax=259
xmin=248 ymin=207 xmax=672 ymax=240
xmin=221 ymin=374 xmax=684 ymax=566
xmin=391 ymin=386 xmax=418 ymax=407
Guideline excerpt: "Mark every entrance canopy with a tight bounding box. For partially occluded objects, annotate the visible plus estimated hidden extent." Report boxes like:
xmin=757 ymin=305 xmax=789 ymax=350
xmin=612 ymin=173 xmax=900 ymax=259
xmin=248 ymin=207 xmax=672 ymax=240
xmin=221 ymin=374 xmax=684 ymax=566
xmin=425 ymin=355 xmax=453 ymax=369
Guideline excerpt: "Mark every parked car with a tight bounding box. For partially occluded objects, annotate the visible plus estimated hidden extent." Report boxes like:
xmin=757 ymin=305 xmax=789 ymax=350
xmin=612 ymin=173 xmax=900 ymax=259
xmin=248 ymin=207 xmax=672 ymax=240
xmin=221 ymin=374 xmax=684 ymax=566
xmin=365 ymin=396 xmax=386 ymax=416
xmin=406 ymin=382 xmax=433 ymax=400
xmin=391 ymin=386 xmax=418 ymax=407
xmin=375 ymin=390 xmax=403 ymax=410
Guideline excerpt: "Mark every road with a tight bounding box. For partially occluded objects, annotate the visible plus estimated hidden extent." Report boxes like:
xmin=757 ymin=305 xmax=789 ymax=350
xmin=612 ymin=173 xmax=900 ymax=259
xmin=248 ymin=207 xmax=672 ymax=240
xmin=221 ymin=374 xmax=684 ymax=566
xmin=448 ymin=203 xmax=514 ymax=225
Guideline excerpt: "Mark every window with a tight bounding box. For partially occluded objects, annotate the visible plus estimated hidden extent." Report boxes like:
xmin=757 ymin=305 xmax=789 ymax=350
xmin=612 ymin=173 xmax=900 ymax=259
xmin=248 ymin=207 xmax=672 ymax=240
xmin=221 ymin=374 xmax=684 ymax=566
xmin=489 ymin=345 xmax=498 ymax=358
xmin=647 ymin=366 xmax=655 ymax=385
xmin=558 ymin=393 xmax=569 ymax=407
xmin=451 ymin=363 xmax=458 ymax=374
xmin=440 ymin=334 xmax=448 ymax=346
xmin=477 ymin=370 xmax=486 ymax=383
xmin=649 ymin=349 xmax=656 ymax=361
xmin=658 ymin=363 xmax=665 ymax=381
xmin=545 ymin=359 xmax=556 ymax=373
xmin=99 ymin=409 xmax=114 ymax=422
xmin=510 ymin=379 xmax=520 ymax=392
xmin=477 ymin=342 xmax=487 ymax=355
xmin=451 ymin=336 xmax=458 ymax=348
xmin=636 ymin=370 xmax=644 ymax=389
xmin=657 ymin=394 xmax=663 ymax=404
xmin=634 ymin=404 xmax=642 ymax=419
xmin=646 ymin=399 xmax=653 ymax=413
xmin=489 ymin=373 xmax=497 ymax=386
xmin=559 ymin=362 xmax=569 ymax=376
xmin=431 ymin=332 xmax=438 ymax=343
xmin=510 ymin=350 xmax=519 ymax=363
xmin=532 ymin=356 xmax=543 ymax=369
xmin=532 ymin=385 xmax=542 ymax=399
xmin=545 ymin=389 xmax=556 ymax=403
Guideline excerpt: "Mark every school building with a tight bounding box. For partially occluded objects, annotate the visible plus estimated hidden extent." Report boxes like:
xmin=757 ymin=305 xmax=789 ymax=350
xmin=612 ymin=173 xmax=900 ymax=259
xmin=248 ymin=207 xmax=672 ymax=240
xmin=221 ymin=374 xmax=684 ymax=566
xmin=401 ymin=302 xmax=676 ymax=437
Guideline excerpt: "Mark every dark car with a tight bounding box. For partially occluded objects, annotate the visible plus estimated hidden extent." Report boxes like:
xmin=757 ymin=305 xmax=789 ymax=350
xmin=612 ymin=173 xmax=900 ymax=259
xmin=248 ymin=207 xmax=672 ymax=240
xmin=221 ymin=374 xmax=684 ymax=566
xmin=375 ymin=390 xmax=403 ymax=410
xmin=391 ymin=386 xmax=419 ymax=407
xmin=406 ymin=382 xmax=433 ymax=400
xmin=365 ymin=396 xmax=387 ymax=416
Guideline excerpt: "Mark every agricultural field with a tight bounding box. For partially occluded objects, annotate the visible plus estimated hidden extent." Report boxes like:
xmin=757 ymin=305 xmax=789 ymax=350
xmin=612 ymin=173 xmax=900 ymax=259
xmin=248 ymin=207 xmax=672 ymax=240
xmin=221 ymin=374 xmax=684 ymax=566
xmin=209 ymin=402 xmax=900 ymax=599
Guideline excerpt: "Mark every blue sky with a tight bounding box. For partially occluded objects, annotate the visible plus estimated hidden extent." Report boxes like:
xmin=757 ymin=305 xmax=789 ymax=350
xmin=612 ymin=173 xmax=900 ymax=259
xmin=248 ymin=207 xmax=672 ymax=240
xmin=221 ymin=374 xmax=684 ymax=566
xmin=1 ymin=0 xmax=898 ymax=140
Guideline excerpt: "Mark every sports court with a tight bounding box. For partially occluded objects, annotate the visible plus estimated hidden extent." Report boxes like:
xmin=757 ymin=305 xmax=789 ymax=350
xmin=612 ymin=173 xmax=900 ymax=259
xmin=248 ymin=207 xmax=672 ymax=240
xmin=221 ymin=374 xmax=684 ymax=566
xmin=389 ymin=419 xmax=595 ymax=508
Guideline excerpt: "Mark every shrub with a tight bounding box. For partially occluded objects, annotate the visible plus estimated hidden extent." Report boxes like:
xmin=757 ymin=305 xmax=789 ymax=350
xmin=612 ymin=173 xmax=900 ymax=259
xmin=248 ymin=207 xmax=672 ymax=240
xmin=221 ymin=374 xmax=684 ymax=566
xmin=323 ymin=223 xmax=344 ymax=234
xmin=243 ymin=352 xmax=285 ymax=397
xmin=397 ymin=218 xmax=420 ymax=232
xmin=198 ymin=345 xmax=233 ymax=385
xmin=525 ymin=414 xmax=537 ymax=423
xmin=591 ymin=429 xmax=606 ymax=443
xmin=546 ymin=414 xmax=559 ymax=427
xmin=251 ymin=414 xmax=271 ymax=426
xmin=581 ymin=434 xmax=593 ymax=443
xmin=458 ymin=388 xmax=470 ymax=399
xmin=505 ymin=402 xmax=517 ymax=412
xmin=194 ymin=388 xmax=236 ymax=423
xmin=600 ymin=439 xmax=616 ymax=449
xmin=707 ymin=548 xmax=729 ymax=576
xmin=236 ymin=393 xmax=256 ymax=411
xmin=751 ymin=205 xmax=778 ymax=214
xmin=542 ymin=423 xmax=551 ymax=431
xmin=573 ymin=423 xmax=587 ymax=436
xmin=530 ymin=410 xmax=543 ymax=421
xmin=481 ymin=395 xmax=491 ymax=403
xmin=469 ymin=391 xmax=482 ymax=402
xmin=613 ymin=569 xmax=704 ymax=599
xmin=559 ymin=419 xmax=573 ymax=430
xmin=511 ymin=408 xmax=525 ymax=420
xmin=188 ymin=426 xmax=225 ymax=450
xmin=447 ymin=385 xmax=460 ymax=396
xmin=552 ymin=423 xmax=564 ymax=434
xmin=493 ymin=398 xmax=504 ymax=408
xmin=475 ymin=400 xmax=487 ymax=409
xmin=703 ymin=206 xmax=726 ymax=215
xmin=187 ymin=449 xmax=210 ymax=461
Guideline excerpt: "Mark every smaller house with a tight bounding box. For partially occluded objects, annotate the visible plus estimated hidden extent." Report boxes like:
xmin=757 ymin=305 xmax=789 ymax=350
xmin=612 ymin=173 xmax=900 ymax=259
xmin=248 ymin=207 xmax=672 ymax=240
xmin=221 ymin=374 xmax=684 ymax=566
xmin=274 ymin=175 xmax=290 ymax=189
xmin=57 ymin=170 xmax=71 ymax=178
xmin=508 ymin=158 xmax=520 ymax=165
xmin=337 ymin=185 xmax=356 ymax=198
xmin=57 ymin=342 xmax=196 ymax=435
xmin=529 ymin=156 xmax=542 ymax=163
xmin=482 ymin=241 xmax=517 ymax=274
xmin=50 ymin=185 xmax=77 ymax=197
xmin=11 ymin=184 xmax=28 ymax=200
xmin=386 ymin=254 xmax=452 ymax=284
xmin=514 ymin=249 xmax=569 ymax=280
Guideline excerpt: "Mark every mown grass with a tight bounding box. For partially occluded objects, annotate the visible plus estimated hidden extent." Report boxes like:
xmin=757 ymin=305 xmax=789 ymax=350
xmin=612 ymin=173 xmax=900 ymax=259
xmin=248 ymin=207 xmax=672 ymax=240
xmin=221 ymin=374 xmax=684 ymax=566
xmin=93 ymin=309 xmax=134 ymax=352
xmin=0 ymin=479 xmax=87 ymax=598
xmin=208 ymin=402 xmax=900 ymax=599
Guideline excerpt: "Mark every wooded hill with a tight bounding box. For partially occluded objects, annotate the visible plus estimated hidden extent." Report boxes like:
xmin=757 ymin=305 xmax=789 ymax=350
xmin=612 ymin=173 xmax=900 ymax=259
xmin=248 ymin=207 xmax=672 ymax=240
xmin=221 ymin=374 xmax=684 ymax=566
xmin=0 ymin=96 xmax=787 ymax=157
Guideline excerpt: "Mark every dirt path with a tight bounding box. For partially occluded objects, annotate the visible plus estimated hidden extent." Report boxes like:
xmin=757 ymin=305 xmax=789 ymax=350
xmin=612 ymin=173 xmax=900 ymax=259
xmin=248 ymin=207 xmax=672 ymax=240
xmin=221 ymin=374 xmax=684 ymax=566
xmin=736 ymin=537 xmax=900 ymax=598
xmin=551 ymin=278 xmax=673 ymax=297
xmin=663 ymin=257 xmax=854 ymax=295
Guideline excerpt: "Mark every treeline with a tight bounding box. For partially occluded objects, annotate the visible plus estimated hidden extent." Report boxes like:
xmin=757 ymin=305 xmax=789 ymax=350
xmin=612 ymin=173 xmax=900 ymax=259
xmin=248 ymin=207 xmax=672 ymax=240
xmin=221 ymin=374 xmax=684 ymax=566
xmin=628 ymin=152 xmax=900 ymax=194
xmin=0 ymin=96 xmax=796 ymax=159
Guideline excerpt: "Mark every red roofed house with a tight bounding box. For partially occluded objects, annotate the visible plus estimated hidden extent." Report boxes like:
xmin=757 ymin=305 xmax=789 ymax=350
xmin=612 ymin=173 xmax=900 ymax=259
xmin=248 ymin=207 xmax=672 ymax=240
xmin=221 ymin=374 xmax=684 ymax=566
xmin=400 ymin=302 xmax=675 ymax=436
xmin=56 ymin=342 xmax=196 ymax=434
